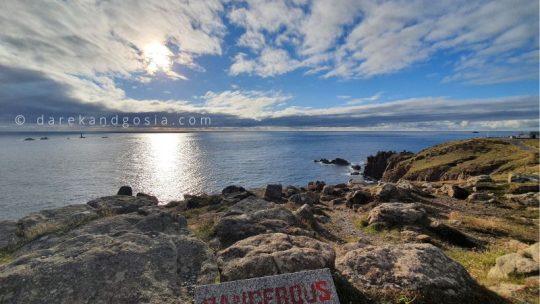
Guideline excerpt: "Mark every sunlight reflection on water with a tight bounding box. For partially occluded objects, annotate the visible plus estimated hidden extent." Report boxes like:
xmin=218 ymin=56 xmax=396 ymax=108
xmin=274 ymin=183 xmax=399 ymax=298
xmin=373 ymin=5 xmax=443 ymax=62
xmin=0 ymin=131 xmax=496 ymax=219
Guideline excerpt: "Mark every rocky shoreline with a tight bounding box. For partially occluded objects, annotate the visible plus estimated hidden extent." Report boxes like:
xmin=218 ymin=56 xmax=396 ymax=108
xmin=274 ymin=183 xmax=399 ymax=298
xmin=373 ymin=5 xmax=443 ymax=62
xmin=1 ymin=138 xmax=538 ymax=303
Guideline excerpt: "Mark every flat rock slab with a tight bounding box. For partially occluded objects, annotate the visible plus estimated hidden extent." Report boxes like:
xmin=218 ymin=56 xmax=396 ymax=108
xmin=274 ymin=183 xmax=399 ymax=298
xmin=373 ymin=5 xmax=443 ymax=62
xmin=194 ymin=268 xmax=339 ymax=304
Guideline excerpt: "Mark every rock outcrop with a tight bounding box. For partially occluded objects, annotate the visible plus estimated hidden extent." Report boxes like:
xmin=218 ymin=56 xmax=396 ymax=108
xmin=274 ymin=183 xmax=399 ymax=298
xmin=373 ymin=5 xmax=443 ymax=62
xmin=218 ymin=233 xmax=335 ymax=281
xmin=213 ymin=197 xmax=311 ymax=247
xmin=87 ymin=195 xmax=157 ymax=215
xmin=363 ymin=151 xmax=397 ymax=180
xmin=0 ymin=210 xmax=217 ymax=304
xmin=367 ymin=203 xmax=427 ymax=226
xmin=375 ymin=139 xmax=539 ymax=182
xmin=488 ymin=243 xmax=539 ymax=279
xmin=336 ymin=243 xmax=500 ymax=303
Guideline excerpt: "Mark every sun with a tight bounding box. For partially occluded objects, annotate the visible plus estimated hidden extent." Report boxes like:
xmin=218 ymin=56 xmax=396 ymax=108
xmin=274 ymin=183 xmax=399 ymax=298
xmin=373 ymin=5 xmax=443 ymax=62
xmin=143 ymin=42 xmax=173 ymax=74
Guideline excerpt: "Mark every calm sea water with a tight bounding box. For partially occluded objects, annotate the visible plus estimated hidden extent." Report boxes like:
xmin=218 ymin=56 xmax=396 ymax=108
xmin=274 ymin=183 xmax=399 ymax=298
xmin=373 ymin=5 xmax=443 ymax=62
xmin=0 ymin=131 xmax=507 ymax=220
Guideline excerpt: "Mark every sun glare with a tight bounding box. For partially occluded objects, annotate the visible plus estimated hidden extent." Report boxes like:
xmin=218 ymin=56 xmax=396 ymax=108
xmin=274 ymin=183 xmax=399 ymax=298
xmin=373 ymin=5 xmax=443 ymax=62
xmin=143 ymin=42 xmax=173 ymax=74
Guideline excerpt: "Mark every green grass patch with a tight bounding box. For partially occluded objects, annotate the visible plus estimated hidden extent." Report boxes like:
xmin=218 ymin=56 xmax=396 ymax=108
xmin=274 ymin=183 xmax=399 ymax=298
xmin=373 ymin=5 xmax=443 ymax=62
xmin=445 ymin=247 xmax=513 ymax=286
xmin=0 ymin=250 xmax=13 ymax=265
xmin=192 ymin=219 xmax=215 ymax=242
xmin=353 ymin=215 xmax=369 ymax=229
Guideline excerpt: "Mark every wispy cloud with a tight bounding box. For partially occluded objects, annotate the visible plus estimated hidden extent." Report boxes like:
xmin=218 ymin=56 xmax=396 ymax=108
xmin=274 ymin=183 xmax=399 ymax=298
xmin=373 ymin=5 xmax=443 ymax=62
xmin=342 ymin=92 xmax=384 ymax=105
xmin=228 ymin=0 xmax=539 ymax=84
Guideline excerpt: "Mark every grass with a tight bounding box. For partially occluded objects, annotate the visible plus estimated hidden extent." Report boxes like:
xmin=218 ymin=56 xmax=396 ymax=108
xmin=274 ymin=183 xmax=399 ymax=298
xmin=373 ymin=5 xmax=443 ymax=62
xmin=394 ymin=138 xmax=539 ymax=180
xmin=447 ymin=211 xmax=538 ymax=242
xmin=522 ymin=139 xmax=539 ymax=149
xmin=445 ymin=247 xmax=509 ymax=285
xmin=193 ymin=220 xmax=214 ymax=242
xmin=353 ymin=215 xmax=369 ymax=229
xmin=0 ymin=250 xmax=13 ymax=265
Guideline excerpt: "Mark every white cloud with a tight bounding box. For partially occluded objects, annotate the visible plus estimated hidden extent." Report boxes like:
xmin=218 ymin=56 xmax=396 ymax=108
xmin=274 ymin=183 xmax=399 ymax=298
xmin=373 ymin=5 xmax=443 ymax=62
xmin=227 ymin=0 xmax=539 ymax=84
xmin=200 ymin=90 xmax=292 ymax=119
xmin=344 ymin=92 xmax=384 ymax=105
xmin=0 ymin=0 xmax=226 ymax=111
xmin=230 ymin=48 xmax=301 ymax=77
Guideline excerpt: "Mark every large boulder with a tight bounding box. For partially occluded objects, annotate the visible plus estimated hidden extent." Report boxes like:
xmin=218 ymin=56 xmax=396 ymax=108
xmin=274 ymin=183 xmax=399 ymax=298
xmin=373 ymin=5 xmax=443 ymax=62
xmin=0 ymin=212 xmax=218 ymax=304
xmin=264 ymin=184 xmax=283 ymax=202
xmin=87 ymin=195 xmax=157 ymax=215
xmin=336 ymin=243 xmax=498 ymax=303
xmin=117 ymin=185 xmax=133 ymax=196
xmin=346 ymin=190 xmax=372 ymax=205
xmin=370 ymin=182 xmax=426 ymax=202
xmin=487 ymin=243 xmax=539 ymax=279
xmin=221 ymin=185 xmax=254 ymax=203
xmin=307 ymin=181 xmax=325 ymax=192
xmin=288 ymin=192 xmax=319 ymax=206
xmin=214 ymin=203 xmax=308 ymax=247
xmin=367 ymin=203 xmax=427 ymax=226
xmin=218 ymin=233 xmax=335 ymax=281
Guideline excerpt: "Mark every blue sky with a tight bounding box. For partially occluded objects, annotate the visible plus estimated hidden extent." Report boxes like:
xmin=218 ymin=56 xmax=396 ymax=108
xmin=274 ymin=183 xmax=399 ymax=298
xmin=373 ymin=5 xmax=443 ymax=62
xmin=0 ymin=0 xmax=538 ymax=130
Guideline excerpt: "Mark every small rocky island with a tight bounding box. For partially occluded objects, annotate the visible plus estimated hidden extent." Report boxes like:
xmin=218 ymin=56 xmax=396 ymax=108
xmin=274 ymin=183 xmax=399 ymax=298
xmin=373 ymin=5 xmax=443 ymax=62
xmin=0 ymin=138 xmax=538 ymax=303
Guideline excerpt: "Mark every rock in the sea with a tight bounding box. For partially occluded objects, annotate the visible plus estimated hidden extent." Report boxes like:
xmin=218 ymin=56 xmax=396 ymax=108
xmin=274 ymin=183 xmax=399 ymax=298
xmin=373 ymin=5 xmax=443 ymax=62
xmin=307 ymin=180 xmax=326 ymax=192
xmin=218 ymin=233 xmax=335 ymax=281
xmin=0 ymin=212 xmax=218 ymax=304
xmin=117 ymin=185 xmax=133 ymax=196
xmin=331 ymin=158 xmax=350 ymax=166
xmin=487 ymin=243 xmax=539 ymax=279
xmin=336 ymin=243 xmax=497 ymax=303
xmin=367 ymin=203 xmax=427 ymax=226
xmin=87 ymin=195 xmax=157 ymax=215
xmin=315 ymin=158 xmax=350 ymax=165
xmin=289 ymin=191 xmax=319 ymax=206
xmin=264 ymin=184 xmax=283 ymax=202
xmin=351 ymin=164 xmax=361 ymax=171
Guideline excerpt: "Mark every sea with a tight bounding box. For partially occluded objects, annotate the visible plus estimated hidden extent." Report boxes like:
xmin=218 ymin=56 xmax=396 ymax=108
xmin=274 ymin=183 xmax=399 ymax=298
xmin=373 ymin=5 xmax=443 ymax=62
xmin=0 ymin=131 xmax=511 ymax=220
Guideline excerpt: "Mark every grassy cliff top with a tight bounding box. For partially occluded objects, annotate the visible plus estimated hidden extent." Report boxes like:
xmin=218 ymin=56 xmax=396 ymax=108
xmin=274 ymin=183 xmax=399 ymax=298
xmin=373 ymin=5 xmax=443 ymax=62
xmin=383 ymin=138 xmax=539 ymax=182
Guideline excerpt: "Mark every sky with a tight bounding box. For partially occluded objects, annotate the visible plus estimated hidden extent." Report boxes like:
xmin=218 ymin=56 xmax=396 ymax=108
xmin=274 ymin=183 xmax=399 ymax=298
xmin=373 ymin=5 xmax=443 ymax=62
xmin=0 ymin=0 xmax=538 ymax=130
